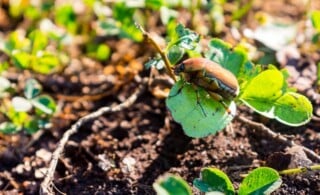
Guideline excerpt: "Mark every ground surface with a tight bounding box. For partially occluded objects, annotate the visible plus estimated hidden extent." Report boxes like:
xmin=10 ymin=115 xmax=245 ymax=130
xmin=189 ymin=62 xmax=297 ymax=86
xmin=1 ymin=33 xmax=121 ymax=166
xmin=1 ymin=0 xmax=320 ymax=194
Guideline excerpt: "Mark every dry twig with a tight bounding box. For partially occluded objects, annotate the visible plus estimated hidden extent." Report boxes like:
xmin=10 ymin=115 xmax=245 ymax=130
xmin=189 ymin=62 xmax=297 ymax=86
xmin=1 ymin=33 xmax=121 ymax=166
xmin=40 ymin=76 xmax=148 ymax=195
xmin=236 ymin=115 xmax=320 ymax=163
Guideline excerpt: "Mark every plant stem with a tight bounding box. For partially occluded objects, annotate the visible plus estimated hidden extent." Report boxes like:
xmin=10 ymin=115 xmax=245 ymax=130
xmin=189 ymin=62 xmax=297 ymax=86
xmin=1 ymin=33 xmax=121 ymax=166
xmin=279 ymin=165 xmax=320 ymax=175
xmin=136 ymin=24 xmax=177 ymax=82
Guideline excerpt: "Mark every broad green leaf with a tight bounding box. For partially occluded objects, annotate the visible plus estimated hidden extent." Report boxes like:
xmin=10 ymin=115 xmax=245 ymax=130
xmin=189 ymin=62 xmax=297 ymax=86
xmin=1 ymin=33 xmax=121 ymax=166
xmin=3 ymin=31 xmax=30 ymax=54
xmin=6 ymin=107 xmax=29 ymax=126
xmin=112 ymin=2 xmax=143 ymax=42
xmin=0 ymin=122 xmax=20 ymax=134
xmin=12 ymin=96 xmax=32 ymax=112
xmin=96 ymin=44 xmax=111 ymax=61
xmin=146 ymin=0 xmax=164 ymax=10
xmin=167 ymin=45 xmax=184 ymax=65
xmin=11 ymin=51 xmax=31 ymax=69
xmin=31 ymin=51 xmax=60 ymax=74
xmin=153 ymin=175 xmax=192 ymax=195
xmin=31 ymin=95 xmax=56 ymax=115
xmin=24 ymin=78 xmax=42 ymax=99
xmin=240 ymin=69 xmax=283 ymax=118
xmin=55 ymin=4 xmax=77 ymax=34
xmin=166 ymin=80 xmax=235 ymax=138
xmin=238 ymin=167 xmax=282 ymax=195
xmin=194 ymin=167 xmax=235 ymax=195
xmin=29 ymin=30 xmax=48 ymax=54
xmin=205 ymin=39 xmax=247 ymax=77
xmin=24 ymin=118 xmax=40 ymax=134
xmin=311 ymin=10 xmax=320 ymax=31
xmin=274 ymin=92 xmax=313 ymax=126
xmin=240 ymin=69 xmax=312 ymax=126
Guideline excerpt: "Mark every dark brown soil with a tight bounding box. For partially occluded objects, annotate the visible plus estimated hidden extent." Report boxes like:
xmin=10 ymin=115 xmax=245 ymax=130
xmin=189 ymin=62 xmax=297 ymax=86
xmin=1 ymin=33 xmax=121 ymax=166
xmin=1 ymin=0 xmax=320 ymax=194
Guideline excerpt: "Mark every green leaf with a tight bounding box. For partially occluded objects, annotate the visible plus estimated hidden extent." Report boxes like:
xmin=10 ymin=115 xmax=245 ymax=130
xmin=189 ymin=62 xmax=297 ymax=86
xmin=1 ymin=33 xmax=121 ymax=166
xmin=311 ymin=10 xmax=320 ymax=31
xmin=238 ymin=167 xmax=282 ymax=195
xmin=193 ymin=167 xmax=235 ymax=195
xmin=55 ymin=4 xmax=77 ymax=34
xmin=274 ymin=92 xmax=313 ymax=126
xmin=29 ymin=30 xmax=48 ymax=54
xmin=6 ymin=107 xmax=29 ymax=126
xmin=146 ymin=0 xmax=164 ymax=10
xmin=3 ymin=31 xmax=30 ymax=54
xmin=240 ymin=69 xmax=313 ymax=126
xmin=96 ymin=44 xmax=111 ymax=61
xmin=153 ymin=174 xmax=192 ymax=195
xmin=24 ymin=118 xmax=40 ymax=134
xmin=174 ymin=24 xmax=200 ymax=50
xmin=11 ymin=96 xmax=32 ymax=112
xmin=11 ymin=51 xmax=31 ymax=69
xmin=167 ymin=45 xmax=184 ymax=65
xmin=31 ymin=95 xmax=56 ymax=115
xmin=166 ymin=80 xmax=235 ymax=138
xmin=205 ymin=39 xmax=247 ymax=77
xmin=24 ymin=78 xmax=42 ymax=99
xmin=31 ymin=51 xmax=60 ymax=74
xmin=0 ymin=122 xmax=21 ymax=134
xmin=112 ymin=2 xmax=143 ymax=42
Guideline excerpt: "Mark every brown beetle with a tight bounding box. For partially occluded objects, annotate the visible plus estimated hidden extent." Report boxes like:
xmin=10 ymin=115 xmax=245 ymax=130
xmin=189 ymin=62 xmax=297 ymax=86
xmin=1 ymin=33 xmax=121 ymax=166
xmin=174 ymin=57 xmax=239 ymax=101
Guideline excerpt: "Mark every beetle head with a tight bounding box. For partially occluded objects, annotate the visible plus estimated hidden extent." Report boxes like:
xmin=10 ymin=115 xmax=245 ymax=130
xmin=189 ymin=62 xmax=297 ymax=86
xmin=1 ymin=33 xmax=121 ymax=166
xmin=173 ymin=63 xmax=185 ymax=75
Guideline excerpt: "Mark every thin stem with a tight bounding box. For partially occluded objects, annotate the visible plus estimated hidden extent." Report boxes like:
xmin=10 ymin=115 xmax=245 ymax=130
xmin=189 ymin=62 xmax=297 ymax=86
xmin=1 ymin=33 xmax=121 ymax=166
xmin=136 ymin=24 xmax=177 ymax=82
xmin=279 ymin=164 xmax=320 ymax=175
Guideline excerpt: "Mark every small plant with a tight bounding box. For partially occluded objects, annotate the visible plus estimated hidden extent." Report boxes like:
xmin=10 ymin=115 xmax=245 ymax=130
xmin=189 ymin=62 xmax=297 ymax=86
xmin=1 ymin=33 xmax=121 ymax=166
xmin=1 ymin=29 xmax=62 ymax=74
xmin=144 ymin=24 xmax=313 ymax=138
xmin=0 ymin=78 xmax=56 ymax=134
xmin=153 ymin=167 xmax=282 ymax=195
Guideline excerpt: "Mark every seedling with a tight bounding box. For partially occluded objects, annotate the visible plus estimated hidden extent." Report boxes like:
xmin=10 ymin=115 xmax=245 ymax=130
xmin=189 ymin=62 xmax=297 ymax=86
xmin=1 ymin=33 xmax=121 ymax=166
xmin=153 ymin=167 xmax=282 ymax=195
xmin=143 ymin=24 xmax=313 ymax=138
xmin=0 ymin=78 xmax=56 ymax=134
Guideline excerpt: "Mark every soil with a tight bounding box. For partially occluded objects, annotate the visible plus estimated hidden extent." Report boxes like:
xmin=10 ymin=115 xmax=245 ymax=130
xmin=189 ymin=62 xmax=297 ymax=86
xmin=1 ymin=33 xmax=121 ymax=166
xmin=1 ymin=0 xmax=320 ymax=195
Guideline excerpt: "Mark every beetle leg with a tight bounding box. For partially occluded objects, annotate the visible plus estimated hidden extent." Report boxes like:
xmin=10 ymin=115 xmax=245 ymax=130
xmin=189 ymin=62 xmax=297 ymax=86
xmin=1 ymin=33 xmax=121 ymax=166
xmin=194 ymin=88 xmax=207 ymax=117
xmin=207 ymin=91 xmax=234 ymax=116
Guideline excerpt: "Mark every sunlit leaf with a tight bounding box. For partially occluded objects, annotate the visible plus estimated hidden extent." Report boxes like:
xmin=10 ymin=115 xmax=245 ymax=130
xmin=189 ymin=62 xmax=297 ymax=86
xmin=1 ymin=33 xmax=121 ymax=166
xmin=311 ymin=10 xmax=320 ymax=31
xmin=29 ymin=30 xmax=48 ymax=54
xmin=11 ymin=51 xmax=31 ymax=69
xmin=31 ymin=95 xmax=56 ymax=115
xmin=12 ymin=96 xmax=32 ymax=112
xmin=166 ymin=80 xmax=235 ymax=138
xmin=55 ymin=4 xmax=77 ymax=34
xmin=274 ymin=92 xmax=313 ymax=126
xmin=194 ymin=167 xmax=235 ymax=195
xmin=31 ymin=51 xmax=60 ymax=74
xmin=94 ymin=44 xmax=111 ymax=61
xmin=205 ymin=38 xmax=247 ymax=77
xmin=238 ymin=167 xmax=282 ymax=195
xmin=24 ymin=78 xmax=42 ymax=99
xmin=153 ymin=174 xmax=192 ymax=195
xmin=0 ymin=122 xmax=21 ymax=134
xmin=240 ymin=69 xmax=312 ymax=126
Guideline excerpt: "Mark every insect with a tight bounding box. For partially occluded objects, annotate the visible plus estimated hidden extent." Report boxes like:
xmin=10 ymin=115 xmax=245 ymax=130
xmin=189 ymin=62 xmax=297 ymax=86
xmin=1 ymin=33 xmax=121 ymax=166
xmin=173 ymin=57 xmax=239 ymax=115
